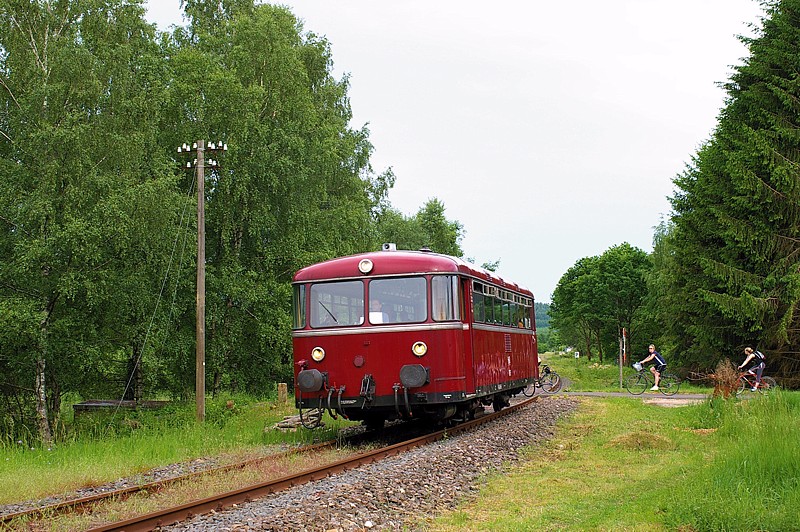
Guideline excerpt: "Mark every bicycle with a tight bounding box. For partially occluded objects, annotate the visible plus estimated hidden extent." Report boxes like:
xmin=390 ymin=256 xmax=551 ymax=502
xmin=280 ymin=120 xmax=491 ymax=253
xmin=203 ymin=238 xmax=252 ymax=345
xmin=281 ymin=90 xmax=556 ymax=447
xmin=522 ymin=364 xmax=562 ymax=397
xmin=736 ymin=372 xmax=778 ymax=396
xmin=625 ymin=362 xmax=681 ymax=396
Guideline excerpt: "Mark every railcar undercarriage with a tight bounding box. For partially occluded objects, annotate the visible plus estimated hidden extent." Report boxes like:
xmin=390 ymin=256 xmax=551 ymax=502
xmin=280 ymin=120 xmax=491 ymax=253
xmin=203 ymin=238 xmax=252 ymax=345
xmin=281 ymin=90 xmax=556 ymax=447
xmin=296 ymin=367 xmax=527 ymax=429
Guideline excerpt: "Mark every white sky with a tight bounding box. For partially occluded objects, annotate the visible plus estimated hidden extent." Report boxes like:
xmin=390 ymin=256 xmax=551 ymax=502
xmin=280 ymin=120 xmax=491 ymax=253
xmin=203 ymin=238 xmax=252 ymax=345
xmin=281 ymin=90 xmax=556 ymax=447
xmin=145 ymin=0 xmax=765 ymax=303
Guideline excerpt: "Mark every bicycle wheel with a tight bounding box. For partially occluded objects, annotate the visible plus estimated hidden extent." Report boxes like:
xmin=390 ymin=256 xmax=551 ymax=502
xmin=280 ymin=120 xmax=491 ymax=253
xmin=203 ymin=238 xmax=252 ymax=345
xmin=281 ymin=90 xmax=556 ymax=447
xmin=758 ymin=376 xmax=778 ymax=394
xmin=736 ymin=376 xmax=749 ymax=396
xmin=659 ymin=374 xmax=680 ymax=396
xmin=541 ymin=372 xmax=562 ymax=394
xmin=522 ymin=381 xmax=536 ymax=397
xmin=625 ymin=373 xmax=649 ymax=395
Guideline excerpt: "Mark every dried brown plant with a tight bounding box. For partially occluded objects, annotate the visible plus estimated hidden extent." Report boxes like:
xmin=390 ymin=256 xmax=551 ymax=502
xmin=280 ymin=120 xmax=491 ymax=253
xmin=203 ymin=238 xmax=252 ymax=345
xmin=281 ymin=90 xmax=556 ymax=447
xmin=707 ymin=359 xmax=740 ymax=397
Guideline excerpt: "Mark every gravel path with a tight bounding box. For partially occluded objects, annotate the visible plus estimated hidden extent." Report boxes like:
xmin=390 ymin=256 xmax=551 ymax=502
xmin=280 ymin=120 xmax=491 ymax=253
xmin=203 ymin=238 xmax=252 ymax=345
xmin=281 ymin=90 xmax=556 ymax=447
xmin=168 ymin=396 xmax=579 ymax=531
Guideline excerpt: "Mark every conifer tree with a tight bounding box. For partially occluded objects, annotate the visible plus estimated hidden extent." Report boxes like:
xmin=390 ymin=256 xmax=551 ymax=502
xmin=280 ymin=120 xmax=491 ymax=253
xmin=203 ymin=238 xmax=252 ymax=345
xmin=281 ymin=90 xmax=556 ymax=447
xmin=667 ymin=0 xmax=800 ymax=376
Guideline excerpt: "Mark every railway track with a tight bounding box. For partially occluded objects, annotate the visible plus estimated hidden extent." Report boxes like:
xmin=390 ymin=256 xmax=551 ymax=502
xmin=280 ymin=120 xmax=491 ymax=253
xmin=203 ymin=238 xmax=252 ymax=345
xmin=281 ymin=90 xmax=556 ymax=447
xmin=0 ymin=439 xmax=344 ymax=527
xmin=2 ymin=421 xmax=417 ymax=526
xmin=2 ymin=396 xmax=537 ymax=530
xmin=87 ymin=396 xmax=537 ymax=531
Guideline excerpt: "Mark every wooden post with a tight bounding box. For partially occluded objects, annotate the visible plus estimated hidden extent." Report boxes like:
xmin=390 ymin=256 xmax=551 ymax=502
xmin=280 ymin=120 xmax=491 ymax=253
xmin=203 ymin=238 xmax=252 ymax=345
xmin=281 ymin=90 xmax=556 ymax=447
xmin=178 ymin=139 xmax=226 ymax=423
xmin=619 ymin=327 xmax=627 ymax=389
xmin=277 ymin=383 xmax=288 ymax=404
xmin=196 ymin=140 xmax=206 ymax=423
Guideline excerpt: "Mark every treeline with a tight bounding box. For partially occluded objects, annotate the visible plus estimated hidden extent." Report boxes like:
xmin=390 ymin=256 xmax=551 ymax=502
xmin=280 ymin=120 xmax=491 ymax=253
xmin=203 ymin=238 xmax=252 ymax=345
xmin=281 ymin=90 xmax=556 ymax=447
xmin=550 ymin=243 xmax=651 ymax=361
xmin=533 ymin=302 xmax=555 ymax=352
xmin=0 ymin=0 xmax=466 ymax=442
xmin=534 ymin=302 xmax=550 ymax=329
xmin=551 ymin=0 xmax=800 ymax=382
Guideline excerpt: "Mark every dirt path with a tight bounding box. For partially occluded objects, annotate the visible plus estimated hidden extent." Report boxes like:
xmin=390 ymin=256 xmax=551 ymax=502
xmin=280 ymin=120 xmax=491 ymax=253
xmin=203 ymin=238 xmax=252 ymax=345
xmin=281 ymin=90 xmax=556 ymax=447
xmin=561 ymin=389 xmax=708 ymax=407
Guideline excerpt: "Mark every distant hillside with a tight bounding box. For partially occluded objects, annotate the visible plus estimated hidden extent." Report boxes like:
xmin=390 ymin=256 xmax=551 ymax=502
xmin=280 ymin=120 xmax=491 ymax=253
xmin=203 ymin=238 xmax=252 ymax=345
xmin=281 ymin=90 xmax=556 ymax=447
xmin=535 ymin=302 xmax=550 ymax=328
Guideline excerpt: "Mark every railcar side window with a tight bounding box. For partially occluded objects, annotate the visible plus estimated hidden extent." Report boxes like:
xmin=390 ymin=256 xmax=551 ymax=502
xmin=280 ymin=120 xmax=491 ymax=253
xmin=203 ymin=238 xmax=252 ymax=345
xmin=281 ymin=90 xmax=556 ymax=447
xmin=471 ymin=281 xmax=533 ymax=329
xmin=309 ymin=281 xmax=364 ymax=328
xmin=493 ymin=298 xmax=503 ymax=325
xmin=432 ymin=275 xmax=460 ymax=321
xmin=521 ymin=297 xmax=533 ymax=329
xmin=292 ymin=284 xmax=306 ymax=329
xmin=512 ymin=301 xmax=524 ymax=327
xmin=502 ymin=301 xmax=512 ymax=326
xmin=473 ymin=290 xmax=486 ymax=322
xmin=368 ymin=277 xmax=427 ymax=324
xmin=484 ymin=293 xmax=495 ymax=323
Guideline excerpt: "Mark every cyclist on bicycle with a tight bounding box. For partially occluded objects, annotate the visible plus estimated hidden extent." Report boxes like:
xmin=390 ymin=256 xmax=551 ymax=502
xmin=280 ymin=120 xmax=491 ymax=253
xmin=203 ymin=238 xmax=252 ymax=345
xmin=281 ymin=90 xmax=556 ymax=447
xmin=639 ymin=344 xmax=666 ymax=391
xmin=738 ymin=346 xmax=766 ymax=391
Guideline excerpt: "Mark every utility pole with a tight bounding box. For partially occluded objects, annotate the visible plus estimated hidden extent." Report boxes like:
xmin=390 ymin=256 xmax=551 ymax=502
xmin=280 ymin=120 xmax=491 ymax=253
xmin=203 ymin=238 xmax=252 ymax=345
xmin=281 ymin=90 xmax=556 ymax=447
xmin=619 ymin=327 xmax=627 ymax=389
xmin=178 ymin=140 xmax=227 ymax=422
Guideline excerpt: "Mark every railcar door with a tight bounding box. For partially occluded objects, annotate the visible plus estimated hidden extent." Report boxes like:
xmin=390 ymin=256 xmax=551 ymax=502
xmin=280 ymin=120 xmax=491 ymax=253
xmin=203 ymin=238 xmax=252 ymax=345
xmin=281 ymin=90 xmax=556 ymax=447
xmin=461 ymin=277 xmax=475 ymax=393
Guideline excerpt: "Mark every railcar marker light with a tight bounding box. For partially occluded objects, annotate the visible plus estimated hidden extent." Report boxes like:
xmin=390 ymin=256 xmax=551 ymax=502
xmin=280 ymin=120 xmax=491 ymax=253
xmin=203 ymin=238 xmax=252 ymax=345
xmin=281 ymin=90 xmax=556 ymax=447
xmin=358 ymin=259 xmax=373 ymax=274
xmin=311 ymin=347 xmax=325 ymax=362
xmin=412 ymin=341 xmax=427 ymax=357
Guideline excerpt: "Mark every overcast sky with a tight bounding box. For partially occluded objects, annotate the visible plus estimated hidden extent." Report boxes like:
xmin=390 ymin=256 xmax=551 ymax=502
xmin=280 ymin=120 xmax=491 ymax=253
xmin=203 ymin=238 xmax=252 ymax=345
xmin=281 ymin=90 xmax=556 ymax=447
xmin=145 ymin=1 xmax=765 ymax=303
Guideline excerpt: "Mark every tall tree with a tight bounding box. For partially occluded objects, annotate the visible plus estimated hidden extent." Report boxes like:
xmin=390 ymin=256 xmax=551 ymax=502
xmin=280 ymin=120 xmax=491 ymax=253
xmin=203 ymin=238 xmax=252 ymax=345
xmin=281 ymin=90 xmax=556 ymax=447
xmin=597 ymin=243 xmax=650 ymax=354
xmin=550 ymin=244 xmax=650 ymax=361
xmin=551 ymin=256 xmax=603 ymax=360
xmin=417 ymin=198 xmax=464 ymax=256
xmin=665 ymin=0 xmax=800 ymax=376
xmin=375 ymin=198 xmax=464 ymax=256
xmin=162 ymin=2 xmax=393 ymax=392
xmin=0 ymin=0 xmax=181 ymax=441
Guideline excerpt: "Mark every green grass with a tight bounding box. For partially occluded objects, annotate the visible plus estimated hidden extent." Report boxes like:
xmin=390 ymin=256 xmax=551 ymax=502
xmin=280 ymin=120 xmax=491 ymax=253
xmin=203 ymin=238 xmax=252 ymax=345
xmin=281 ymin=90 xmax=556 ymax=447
xmin=4 ymin=355 xmax=794 ymax=531
xmin=0 ymin=394 xmax=356 ymax=504
xmin=427 ymin=391 xmax=800 ymax=531
xmin=666 ymin=392 xmax=800 ymax=530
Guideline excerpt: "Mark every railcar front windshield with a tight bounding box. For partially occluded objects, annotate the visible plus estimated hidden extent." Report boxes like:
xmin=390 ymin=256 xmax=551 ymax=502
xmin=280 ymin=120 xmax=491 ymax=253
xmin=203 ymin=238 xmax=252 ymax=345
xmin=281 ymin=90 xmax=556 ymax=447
xmin=368 ymin=277 xmax=427 ymax=324
xmin=309 ymin=281 xmax=364 ymax=328
xmin=302 ymin=276 xmax=431 ymax=328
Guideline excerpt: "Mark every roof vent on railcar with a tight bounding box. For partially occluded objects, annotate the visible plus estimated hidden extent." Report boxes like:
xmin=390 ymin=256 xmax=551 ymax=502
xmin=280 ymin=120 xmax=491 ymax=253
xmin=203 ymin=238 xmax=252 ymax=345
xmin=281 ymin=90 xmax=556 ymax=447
xmin=419 ymin=246 xmax=432 ymax=252
xmin=381 ymin=243 xmax=397 ymax=251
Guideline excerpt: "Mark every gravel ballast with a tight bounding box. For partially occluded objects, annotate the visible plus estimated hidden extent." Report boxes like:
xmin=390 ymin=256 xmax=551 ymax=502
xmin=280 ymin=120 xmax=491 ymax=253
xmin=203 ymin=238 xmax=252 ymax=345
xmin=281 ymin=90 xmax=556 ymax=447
xmin=168 ymin=396 xmax=579 ymax=531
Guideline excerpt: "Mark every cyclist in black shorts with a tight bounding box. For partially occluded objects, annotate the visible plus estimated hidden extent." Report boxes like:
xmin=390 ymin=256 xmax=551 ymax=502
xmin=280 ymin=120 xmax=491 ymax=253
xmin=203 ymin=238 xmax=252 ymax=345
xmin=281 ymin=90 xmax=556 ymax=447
xmin=639 ymin=344 xmax=667 ymax=391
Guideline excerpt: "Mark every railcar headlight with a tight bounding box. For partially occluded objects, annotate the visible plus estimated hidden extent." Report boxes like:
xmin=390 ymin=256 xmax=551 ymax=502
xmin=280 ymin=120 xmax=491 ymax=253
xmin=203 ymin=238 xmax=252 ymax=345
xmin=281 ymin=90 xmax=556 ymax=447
xmin=412 ymin=341 xmax=427 ymax=357
xmin=358 ymin=259 xmax=373 ymax=274
xmin=311 ymin=346 xmax=326 ymax=362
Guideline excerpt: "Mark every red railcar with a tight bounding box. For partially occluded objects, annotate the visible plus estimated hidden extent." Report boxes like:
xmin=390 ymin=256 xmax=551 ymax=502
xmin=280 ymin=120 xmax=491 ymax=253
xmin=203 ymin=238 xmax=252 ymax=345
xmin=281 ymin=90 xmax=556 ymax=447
xmin=292 ymin=246 xmax=538 ymax=427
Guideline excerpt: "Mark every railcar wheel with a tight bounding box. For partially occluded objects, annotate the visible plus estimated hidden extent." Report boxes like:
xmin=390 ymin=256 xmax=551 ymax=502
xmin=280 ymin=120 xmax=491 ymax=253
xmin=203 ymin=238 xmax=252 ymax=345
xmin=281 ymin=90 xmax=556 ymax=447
xmin=464 ymin=403 xmax=484 ymax=419
xmin=492 ymin=394 xmax=510 ymax=412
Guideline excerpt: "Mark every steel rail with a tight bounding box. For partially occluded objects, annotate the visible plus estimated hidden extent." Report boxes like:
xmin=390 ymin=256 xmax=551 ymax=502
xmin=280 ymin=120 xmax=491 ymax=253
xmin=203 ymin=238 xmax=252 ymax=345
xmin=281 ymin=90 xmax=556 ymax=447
xmin=88 ymin=396 xmax=538 ymax=532
xmin=0 ymin=439 xmax=339 ymax=526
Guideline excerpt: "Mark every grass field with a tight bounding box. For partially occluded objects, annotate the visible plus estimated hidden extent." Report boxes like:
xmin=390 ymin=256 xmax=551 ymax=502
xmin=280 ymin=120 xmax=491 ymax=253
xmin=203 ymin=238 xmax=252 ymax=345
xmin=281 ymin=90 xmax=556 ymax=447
xmin=0 ymin=394 xmax=356 ymax=505
xmin=426 ymin=356 xmax=800 ymax=531
xmin=542 ymin=350 xmax=711 ymax=394
xmin=2 ymin=354 xmax=797 ymax=531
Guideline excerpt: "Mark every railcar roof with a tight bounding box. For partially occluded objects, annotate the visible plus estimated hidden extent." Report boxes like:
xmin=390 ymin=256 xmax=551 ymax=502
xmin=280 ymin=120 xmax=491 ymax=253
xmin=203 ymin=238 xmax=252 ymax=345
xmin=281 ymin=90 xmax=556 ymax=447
xmin=293 ymin=249 xmax=533 ymax=297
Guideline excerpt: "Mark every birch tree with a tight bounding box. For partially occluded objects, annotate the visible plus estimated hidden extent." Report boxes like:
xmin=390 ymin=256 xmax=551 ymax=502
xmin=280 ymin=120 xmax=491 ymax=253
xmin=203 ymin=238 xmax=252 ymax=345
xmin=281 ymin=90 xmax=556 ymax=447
xmin=0 ymin=0 xmax=180 ymax=441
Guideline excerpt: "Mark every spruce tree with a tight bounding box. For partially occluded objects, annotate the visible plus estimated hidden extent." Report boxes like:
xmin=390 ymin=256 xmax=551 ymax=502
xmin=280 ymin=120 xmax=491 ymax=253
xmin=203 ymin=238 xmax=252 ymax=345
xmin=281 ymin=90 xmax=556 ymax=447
xmin=668 ymin=0 xmax=800 ymax=377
